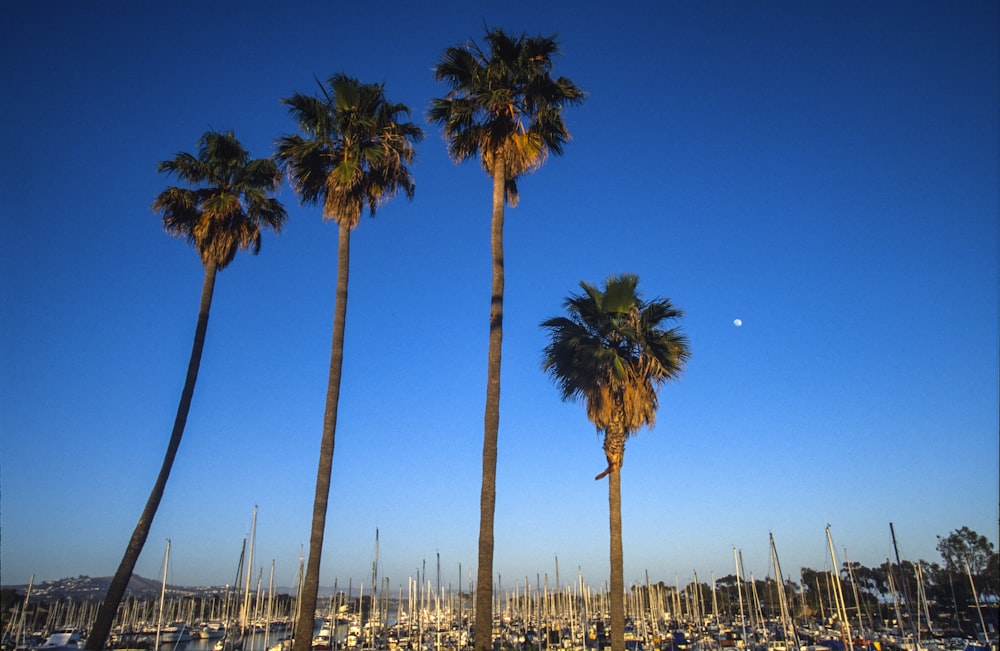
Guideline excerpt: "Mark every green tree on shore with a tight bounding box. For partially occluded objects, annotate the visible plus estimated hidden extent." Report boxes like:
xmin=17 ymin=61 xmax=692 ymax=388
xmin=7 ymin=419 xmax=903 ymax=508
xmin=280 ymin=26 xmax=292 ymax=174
xmin=933 ymin=526 xmax=999 ymax=608
xmin=541 ymin=274 xmax=689 ymax=651
xmin=429 ymin=29 xmax=583 ymax=651
xmin=86 ymin=131 xmax=287 ymax=650
xmin=276 ymin=74 xmax=422 ymax=651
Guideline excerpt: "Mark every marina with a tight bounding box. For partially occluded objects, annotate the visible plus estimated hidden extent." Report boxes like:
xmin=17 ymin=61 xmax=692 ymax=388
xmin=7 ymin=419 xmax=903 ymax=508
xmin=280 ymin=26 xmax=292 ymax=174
xmin=4 ymin=527 xmax=995 ymax=651
xmin=3 ymin=576 xmax=996 ymax=651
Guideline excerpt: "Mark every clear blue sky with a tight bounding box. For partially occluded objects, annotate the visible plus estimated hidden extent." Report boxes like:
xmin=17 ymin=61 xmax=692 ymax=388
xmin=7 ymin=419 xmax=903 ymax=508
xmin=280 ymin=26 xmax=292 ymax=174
xmin=2 ymin=1 xmax=997 ymax=594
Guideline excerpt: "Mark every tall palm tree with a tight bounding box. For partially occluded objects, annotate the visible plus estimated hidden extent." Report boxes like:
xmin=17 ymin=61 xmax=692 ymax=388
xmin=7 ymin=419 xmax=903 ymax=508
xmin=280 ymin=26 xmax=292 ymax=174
xmin=429 ymin=29 xmax=583 ymax=651
xmin=276 ymin=73 xmax=422 ymax=651
xmin=86 ymin=131 xmax=287 ymax=650
xmin=541 ymin=273 xmax=690 ymax=651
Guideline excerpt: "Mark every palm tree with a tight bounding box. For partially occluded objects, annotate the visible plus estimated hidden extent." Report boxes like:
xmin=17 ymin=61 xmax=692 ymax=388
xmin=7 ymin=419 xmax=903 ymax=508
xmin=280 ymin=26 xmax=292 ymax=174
xmin=276 ymin=73 xmax=422 ymax=651
xmin=429 ymin=29 xmax=583 ymax=650
xmin=86 ymin=130 xmax=287 ymax=650
xmin=541 ymin=273 xmax=690 ymax=651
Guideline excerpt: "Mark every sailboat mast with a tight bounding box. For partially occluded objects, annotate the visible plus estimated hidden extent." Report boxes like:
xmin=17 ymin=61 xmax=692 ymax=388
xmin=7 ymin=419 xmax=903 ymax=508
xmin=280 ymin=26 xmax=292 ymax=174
xmin=825 ymin=527 xmax=854 ymax=651
xmin=733 ymin=548 xmax=747 ymax=648
xmin=155 ymin=540 xmax=170 ymax=650
xmin=242 ymin=506 xmax=258 ymax=632
xmin=965 ymin=559 xmax=990 ymax=645
xmin=293 ymin=546 xmax=304 ymax=642
xmin=370 ymin=529 xmax=379 ymax=650
xmin=710 ymin=573 xmax=718 ymax=627
xmin=889 ymin=522 xmax=917 ymax=643
xmin=842 ymin=548 xmax=867 ymax=638
xmin=265 ymin=559 xmax=275 ymax=651
xmin=12 ymin=574 xmax=34 ymax=648
xmin=769 ymin=533 xmax=800 ymax=651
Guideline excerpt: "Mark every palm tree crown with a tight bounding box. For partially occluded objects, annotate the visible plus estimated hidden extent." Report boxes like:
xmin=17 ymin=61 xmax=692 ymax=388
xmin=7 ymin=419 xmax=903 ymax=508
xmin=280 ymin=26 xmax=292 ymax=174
xmin=542 ymin=274 xmax=688 ymax=651
xmin=277 ymin=73 xmax=423 ymax=228
xmin=542 ymin=273 xmax=690 ymax=452
xmin=430 ymin=30 xmax=581 ymax=651
xmin=276 ymin=74 xmax=421 ymax=651
xmin=87 ymin=131 xmax=285 ymax=651
xmin=154 ymin=130 xmax=287 ymax=270
xmin=429 ymin=27 xmax=584 ymax=205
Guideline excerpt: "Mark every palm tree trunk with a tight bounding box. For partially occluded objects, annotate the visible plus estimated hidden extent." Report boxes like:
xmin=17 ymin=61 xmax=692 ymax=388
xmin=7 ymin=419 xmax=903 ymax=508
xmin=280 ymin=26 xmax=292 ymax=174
xmin=608 ymin=465 xmax=625 ymax=651
xmin=86 ymin=262 xmax=218 ymax=650
xmin=474 ymin=162 xmax=506 ymax=651
xmin=293 ymin=222 xmax=351 ymax=651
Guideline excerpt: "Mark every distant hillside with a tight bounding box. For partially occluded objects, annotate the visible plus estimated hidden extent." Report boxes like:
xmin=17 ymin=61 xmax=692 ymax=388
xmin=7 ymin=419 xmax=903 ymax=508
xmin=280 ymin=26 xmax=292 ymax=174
xmin=1 ymin=575 xmax=236 ymax=602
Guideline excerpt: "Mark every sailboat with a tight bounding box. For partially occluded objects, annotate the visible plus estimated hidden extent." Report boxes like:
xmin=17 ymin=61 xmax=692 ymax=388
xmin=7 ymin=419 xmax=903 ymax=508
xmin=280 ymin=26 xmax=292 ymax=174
xmin=35 ymin=628 xmax=82 ymax=651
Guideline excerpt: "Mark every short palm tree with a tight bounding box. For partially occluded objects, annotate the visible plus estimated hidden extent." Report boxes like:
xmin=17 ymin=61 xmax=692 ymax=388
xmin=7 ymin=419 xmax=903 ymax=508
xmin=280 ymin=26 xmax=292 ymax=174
xmin=429 ymin=29 xmax=583 ymax=650
xmin=541 ymin=274 xmax=689 ymax=651
xmin=276 ymin=73 xmax=422 ymax=651
xmin=86 ymin=130 xmax=287 ymax=650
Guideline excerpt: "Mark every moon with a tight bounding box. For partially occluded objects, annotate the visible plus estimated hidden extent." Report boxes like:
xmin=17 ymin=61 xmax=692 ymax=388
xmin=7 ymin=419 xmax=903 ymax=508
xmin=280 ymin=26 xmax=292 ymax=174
xmin=733 ymin=318 xmax=743 ymax=327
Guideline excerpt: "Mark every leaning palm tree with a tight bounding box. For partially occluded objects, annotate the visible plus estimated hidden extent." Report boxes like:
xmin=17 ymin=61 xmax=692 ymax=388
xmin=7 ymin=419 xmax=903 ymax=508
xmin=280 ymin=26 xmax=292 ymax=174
xmin=86 ymin=130 xmax=287 ymax=650
xmin=429 ymin=29 xmax=583 ymax=650
xmin=276 ymin=73 xmax=422 ymax=651
xmin=541 ymin=273 xmax=690 ymax=651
